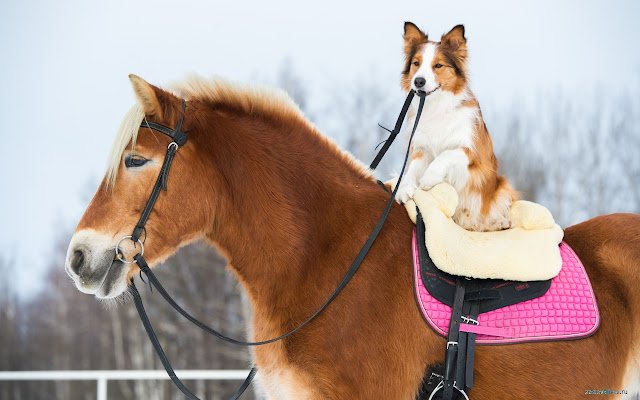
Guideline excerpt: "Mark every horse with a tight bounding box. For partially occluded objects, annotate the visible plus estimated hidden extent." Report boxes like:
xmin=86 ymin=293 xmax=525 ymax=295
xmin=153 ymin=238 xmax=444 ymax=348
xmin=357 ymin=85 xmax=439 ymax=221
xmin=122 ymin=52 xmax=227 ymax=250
xmin=65 ymin=74 xmax=640 ymax=399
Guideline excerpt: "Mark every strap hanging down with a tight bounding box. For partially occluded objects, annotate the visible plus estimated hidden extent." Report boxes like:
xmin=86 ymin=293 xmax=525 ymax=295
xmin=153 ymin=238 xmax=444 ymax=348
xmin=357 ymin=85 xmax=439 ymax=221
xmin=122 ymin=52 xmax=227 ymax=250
xmin=442 ymin=282 xmax=465 ymax=400
xmin=130 ymin=281 xmax=257 ymax=400
xmin=369 ymin=90 xmax=415 ymax=170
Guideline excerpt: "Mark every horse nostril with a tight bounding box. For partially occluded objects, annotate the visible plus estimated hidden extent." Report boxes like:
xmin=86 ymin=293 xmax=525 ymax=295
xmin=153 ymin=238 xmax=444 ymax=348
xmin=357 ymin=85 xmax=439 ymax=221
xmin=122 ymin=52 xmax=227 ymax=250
xmin=414 ymin=77 xmax=426 ymax=88
xmin=70 ymin=249 xmax=85 ymax=275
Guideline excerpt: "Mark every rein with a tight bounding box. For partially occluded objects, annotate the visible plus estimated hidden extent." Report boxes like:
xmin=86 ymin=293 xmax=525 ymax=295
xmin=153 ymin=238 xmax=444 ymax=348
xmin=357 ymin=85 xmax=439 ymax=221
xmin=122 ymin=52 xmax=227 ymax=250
xmin=124 ymin=89 xmax=428 ymax=399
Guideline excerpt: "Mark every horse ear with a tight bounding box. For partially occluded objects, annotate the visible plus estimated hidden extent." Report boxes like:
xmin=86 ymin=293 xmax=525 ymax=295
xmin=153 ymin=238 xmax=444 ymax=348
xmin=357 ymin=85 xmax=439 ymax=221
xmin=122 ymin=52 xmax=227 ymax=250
xmin=128 ymin=74 xmax=165 ymax=118
xmin=441 ymin=25 xmax=466 ymax=51
xmin=404 ymin=21 xmax=427 ymax=44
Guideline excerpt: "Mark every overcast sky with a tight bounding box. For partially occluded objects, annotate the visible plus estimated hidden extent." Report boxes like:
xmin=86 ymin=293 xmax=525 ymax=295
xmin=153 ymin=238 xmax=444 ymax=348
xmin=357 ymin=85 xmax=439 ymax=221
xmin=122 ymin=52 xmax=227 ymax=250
xmin=1 ymin=0 xmax=639 ymax=296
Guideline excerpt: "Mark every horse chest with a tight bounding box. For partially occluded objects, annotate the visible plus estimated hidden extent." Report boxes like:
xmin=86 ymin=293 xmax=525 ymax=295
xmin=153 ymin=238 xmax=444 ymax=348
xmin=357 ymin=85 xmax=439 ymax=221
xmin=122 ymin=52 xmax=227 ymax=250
xmin=256 ymin=366 xmax=315 ymax=400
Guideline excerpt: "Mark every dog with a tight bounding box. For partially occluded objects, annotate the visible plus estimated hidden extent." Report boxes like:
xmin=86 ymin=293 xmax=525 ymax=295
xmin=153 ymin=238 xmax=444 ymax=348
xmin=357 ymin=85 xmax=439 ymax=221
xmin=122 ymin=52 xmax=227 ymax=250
xmin=395 ymin=22 xmax=517 ymax=232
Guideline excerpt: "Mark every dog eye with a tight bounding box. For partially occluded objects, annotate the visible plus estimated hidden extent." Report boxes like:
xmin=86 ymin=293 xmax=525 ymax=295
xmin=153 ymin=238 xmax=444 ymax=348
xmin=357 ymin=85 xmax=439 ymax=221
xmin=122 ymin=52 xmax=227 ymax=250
xmin=434 ymin=63 xmax=443 ymax=69
xmin=413 ymin=60 xmax=420 ymax=66
xmin=124 ymin=155 xmax=149 ymax=168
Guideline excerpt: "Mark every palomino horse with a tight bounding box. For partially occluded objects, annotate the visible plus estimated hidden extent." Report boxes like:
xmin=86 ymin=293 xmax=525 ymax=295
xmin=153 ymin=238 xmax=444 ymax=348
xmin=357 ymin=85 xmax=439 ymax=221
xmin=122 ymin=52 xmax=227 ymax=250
xmin=66 ymin=74 xmax=640 ymax=399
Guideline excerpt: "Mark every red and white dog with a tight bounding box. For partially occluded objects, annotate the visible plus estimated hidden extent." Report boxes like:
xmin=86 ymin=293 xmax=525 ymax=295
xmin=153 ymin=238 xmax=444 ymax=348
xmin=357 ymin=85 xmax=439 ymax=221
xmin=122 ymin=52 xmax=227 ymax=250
xmin=396 ymin=22 xmax=517 ymax=232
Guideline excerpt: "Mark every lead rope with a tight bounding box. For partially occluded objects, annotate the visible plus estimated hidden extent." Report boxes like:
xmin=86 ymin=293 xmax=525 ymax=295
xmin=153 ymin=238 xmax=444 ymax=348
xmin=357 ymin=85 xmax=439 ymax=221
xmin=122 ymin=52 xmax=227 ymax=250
xmin=129 ymin=91 xmax=427 ymax=399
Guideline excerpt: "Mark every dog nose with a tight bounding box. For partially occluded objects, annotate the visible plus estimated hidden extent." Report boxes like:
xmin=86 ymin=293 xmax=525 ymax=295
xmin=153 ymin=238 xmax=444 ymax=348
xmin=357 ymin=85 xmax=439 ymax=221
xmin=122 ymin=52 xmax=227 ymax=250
xmin=414 ymin=77 xmax=426 ymax=88
xmin=69 ymin=248 xmax=87 ymax=276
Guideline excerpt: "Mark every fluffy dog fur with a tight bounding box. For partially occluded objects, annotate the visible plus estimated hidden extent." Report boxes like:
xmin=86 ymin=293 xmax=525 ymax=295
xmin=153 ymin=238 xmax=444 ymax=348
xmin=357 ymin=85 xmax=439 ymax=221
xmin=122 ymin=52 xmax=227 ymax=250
xmin=396 ymin=22 xmax=518 ymax=232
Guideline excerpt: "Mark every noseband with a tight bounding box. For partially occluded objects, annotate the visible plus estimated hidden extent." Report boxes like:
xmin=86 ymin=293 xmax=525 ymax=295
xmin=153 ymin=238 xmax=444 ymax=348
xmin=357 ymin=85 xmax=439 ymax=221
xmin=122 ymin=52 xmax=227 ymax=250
xmin=124 ymin=92 xmax=427 ymax=399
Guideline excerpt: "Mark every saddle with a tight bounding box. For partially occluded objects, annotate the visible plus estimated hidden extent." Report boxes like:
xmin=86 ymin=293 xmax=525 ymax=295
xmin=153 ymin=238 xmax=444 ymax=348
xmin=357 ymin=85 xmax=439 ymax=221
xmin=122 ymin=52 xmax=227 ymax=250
xmin=403 ymin=186 xmax=600 ymax=400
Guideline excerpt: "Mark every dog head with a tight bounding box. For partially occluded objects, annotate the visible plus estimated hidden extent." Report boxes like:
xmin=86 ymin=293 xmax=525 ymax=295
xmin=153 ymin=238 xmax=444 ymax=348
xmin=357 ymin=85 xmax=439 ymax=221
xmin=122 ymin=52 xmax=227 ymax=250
xmin=401 ymin=22 xmax=468 ymax=95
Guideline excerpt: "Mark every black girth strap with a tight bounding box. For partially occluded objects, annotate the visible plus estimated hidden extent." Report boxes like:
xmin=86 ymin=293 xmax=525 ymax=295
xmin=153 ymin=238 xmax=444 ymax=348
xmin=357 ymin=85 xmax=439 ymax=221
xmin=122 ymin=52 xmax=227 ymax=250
xmin=127 ymin=91 xmax=428 ymax=399
xmin=442 ymin=282 xmax=465 ymax=400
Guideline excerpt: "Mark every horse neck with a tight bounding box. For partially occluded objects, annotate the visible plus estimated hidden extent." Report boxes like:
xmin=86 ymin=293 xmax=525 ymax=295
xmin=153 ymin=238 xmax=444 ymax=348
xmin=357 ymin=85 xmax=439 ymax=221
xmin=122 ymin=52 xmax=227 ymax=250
xmin=198 ymin=110 xmax=386 ymax=325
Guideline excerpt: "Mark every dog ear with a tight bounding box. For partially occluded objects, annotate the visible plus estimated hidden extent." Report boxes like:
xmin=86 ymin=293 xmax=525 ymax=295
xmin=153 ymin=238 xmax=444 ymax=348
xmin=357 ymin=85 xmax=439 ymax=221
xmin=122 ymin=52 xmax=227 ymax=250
xmin=404 ymin=22 xmax=427 ymax=43
xmin=441 ymin=25 xmax=466 ymax=51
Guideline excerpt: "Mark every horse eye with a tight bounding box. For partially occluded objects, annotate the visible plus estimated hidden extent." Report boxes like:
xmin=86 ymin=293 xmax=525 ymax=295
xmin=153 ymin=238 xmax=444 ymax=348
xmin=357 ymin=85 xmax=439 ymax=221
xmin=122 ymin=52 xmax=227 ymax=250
xmin=413 ymin=61 xmax=420 ymax=66
xmin=434 ymin=63 xmax=443 ymax=69
xmin=124 ymin=155 xmax=149 ymax=168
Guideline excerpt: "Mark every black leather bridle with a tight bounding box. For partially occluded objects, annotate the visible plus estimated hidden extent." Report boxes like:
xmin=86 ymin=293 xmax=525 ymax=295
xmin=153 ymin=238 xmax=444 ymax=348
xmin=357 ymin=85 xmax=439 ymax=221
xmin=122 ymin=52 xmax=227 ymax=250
xmin=120 ymin=90 xmax=428 ymax=399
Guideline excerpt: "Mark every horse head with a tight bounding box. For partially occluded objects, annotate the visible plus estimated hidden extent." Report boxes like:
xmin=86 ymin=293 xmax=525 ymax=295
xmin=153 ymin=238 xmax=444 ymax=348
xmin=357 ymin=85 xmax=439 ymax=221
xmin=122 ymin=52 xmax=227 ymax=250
xmin=65 ymin=75 xmax=215 ymax=298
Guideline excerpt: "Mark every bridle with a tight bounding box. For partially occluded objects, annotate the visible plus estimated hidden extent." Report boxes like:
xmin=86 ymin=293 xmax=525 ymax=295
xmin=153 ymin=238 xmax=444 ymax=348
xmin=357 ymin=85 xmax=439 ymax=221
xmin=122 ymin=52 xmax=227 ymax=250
xmin=119 ymin=89 xmax=430 ymax=399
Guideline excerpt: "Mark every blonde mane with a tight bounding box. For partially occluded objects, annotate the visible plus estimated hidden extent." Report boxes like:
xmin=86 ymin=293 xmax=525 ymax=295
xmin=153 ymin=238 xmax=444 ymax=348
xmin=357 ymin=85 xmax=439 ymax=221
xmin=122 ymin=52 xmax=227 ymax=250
xmin=106 ymin=75 xmax=373 ymax=188
xmin=173 ymin=75 xmax=310 ymax=127
xmin=106 ymin=105 xmax=145 ymax=188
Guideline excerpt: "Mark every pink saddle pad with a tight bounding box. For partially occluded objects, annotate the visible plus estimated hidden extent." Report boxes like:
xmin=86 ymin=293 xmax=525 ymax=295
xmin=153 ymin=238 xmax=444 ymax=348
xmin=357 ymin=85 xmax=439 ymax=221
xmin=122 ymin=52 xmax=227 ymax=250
xmin=412 ymin=230 xmax=599 ymax=344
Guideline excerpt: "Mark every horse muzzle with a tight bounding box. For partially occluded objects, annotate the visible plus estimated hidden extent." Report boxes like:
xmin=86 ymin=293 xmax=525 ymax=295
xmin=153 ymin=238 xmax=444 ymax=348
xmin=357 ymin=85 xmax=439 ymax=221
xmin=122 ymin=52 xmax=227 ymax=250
xmin=65 ymin=229 xmax=131 ymax=298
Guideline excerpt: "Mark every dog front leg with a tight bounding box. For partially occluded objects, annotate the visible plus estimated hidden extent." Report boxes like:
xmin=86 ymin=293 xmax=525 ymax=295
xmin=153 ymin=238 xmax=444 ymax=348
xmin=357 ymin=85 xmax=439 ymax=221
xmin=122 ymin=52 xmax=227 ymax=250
xmin=419 ymin=148 xmax=470 ymax=191
xmin=396 ymin=148 xmax=429 ymax=203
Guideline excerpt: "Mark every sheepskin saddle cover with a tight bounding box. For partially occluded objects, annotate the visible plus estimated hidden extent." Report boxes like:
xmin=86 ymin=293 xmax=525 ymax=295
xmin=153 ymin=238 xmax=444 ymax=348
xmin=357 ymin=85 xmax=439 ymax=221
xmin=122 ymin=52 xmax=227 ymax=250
xmin=403 ymin=183 xmax=564 ymax=281
xmin=402 ymin=183 xmax=599 ymax=343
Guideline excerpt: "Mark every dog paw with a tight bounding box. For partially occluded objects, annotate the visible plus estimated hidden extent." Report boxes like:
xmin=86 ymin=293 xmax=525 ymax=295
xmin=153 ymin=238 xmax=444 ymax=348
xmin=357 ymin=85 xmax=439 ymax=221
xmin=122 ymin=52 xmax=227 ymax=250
xmin=419 ymin=173 xmax=443 ymax=191
xmin=395 ymin=182 xmax=417 ymax=204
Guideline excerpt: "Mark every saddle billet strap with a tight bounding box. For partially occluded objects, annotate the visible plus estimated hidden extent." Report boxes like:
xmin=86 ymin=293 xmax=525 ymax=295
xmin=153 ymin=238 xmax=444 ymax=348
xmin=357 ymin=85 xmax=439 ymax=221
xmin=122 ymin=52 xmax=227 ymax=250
xmin=455 ymin=301 xmax=471 ymax=390
xmin=442 ymin=282 xmax=465 ymax=400
xmin=455 ymin=297 xmax=481 ymax=392
xmin=369 ymin=91 xmax=415 ymax=170
xmin=465 ymin=303 xmax=479 ymax=390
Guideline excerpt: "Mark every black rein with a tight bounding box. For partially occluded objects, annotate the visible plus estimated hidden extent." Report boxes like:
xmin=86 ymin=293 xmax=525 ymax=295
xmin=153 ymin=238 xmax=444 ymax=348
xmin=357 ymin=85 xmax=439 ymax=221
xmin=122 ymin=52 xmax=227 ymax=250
xmin=126 ymin=90 xmax=426 ymax=399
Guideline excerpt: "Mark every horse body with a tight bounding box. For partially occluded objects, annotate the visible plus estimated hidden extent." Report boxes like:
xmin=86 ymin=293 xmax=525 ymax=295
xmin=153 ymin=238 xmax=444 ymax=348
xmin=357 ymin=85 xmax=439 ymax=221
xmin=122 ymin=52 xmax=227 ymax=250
xmin=65 ymin=75 xmax=640 ymax=399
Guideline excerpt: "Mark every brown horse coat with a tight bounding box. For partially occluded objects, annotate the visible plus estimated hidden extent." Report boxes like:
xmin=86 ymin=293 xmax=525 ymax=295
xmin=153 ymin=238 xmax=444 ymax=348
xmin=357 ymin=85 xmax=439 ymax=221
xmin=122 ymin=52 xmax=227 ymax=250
xmin=67 ymin=75 xmax=640 ymax=399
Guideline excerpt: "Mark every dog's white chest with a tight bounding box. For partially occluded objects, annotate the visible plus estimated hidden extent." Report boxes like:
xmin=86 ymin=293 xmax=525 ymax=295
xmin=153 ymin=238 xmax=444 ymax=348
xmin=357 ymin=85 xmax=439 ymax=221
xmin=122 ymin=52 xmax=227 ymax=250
xmin=411 ymin=93 xmax=478 ymax=157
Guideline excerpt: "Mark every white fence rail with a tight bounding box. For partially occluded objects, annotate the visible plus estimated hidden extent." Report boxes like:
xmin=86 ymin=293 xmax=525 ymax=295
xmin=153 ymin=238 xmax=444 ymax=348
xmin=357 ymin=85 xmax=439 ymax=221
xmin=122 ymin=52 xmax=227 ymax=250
xmin=0 ymin=369 xmax=252 ymax=400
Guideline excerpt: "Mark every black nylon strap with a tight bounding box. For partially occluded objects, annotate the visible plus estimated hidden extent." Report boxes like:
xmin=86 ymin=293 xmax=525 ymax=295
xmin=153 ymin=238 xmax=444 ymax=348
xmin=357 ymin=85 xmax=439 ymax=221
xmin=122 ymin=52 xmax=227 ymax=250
xmin=465 ymin=303 xmax=479 ymax=391
xmin=443 ymin=282 xmax=465 ymax=400
xmin=369 ymin=91 xmax=415 ymax=170
xmin=130 ymin=281 xmax=257 ymax=400
xmin=456 ymin=301 xmax=471 ymax=389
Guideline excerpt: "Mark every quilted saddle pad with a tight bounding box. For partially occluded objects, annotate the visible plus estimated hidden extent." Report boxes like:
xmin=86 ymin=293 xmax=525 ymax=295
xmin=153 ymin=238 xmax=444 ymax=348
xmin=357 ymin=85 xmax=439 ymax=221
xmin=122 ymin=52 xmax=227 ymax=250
xmin=412 ymin=230 xmax=600 ymax=344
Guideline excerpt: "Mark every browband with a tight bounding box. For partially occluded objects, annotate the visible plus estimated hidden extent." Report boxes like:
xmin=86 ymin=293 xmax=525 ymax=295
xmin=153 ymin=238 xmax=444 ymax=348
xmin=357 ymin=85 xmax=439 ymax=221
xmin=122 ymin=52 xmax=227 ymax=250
xmin=139 ymin=99 xmax=188 ymax=146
